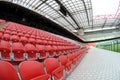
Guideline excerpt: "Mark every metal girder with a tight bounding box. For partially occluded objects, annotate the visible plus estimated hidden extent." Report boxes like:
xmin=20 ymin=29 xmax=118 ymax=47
xmin=102 ymin=18 xmax=107 ymax=28
xmin=35 ymin=0 xmax=48 ymax=10
xmin=55 ymin=0 xmax=81 ymax=29
xmin=81 ymin=0 xmax=90 ymax=26
xmin=44 ymin=2 xmax=77 ymax=29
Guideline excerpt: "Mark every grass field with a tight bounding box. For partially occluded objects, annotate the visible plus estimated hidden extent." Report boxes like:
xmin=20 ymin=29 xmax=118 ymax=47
xmin=96 ymin=44 xmax=120 ymax=53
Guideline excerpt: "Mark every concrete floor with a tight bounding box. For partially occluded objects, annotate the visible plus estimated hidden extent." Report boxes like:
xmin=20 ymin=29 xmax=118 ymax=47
xmin=66 ymin=47 xmax=120 ymax=80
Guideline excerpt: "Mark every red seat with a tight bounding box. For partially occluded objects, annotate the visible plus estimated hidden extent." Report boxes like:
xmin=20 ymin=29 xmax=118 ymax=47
xmin=3 ymin=33 xmax=10 ymax=41
xmin=72 ymin=53 xmax=78 ymax=66
xmin=12 ymin=42 xmax=25 ymax=61
xmin=30 ymin=35 xmax=35 ymax=38
xmin=36 ymin=44 xmax=46 ymax=59
xmin=28 ymin=38 xmax=36 ymax=45
xmin=18 ymin=61 xmax=50 ymax=80
xmin=11 ymin=31 xmax=17 ymax=35
xmin=36 ymin=39 xmax=43 ymax=45
xmin=67 ymin=53 xmax=73 ymax=62
xmin=4 ymin=30 xmax=11 ymax=34
xmin=52 ymin=46 xmax=59 ymax=56
xmin=45 ymin=45 xmax=54 ymax=57
xmin=44 ymin=58 xmax=64 ymax=80
xmin=25 ymin=43 xmax=36 ymax=60
xmin=20 ymin=36 xmax=28 ymax=45
xmin=42 ymin=40 xmax=48 ymax=45
xmin=67 ymin=53 xmax=76 ymax=66
xmin=24 ymin=34 xmax=30 ymax=38
xmin=11 ymin=35 xmax=19 ymax=42
xmin=0 ymin=61 xmax=19 ymax=80
xmin=59 ymin=55 xmax=72 ymax=73
xmin=18 ymin=33 xmax=24 ymax=37
xmin=0 ymin=40 xmax=10 ymax=60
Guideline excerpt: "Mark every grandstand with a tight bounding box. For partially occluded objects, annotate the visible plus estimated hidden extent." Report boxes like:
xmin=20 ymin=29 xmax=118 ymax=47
xmin=0 ymin=0 xmax=120 ymax=80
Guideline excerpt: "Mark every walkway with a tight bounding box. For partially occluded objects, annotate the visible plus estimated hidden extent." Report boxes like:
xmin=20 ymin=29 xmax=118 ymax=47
xmin=66 ymin=47 xmax=120 ymax=80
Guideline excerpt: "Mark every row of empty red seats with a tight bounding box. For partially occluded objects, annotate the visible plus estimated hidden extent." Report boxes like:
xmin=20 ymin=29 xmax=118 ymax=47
xmin=0 ymin=48 xmax=87 ymax=80
xmin=0 ymin=22 xmax=85 ymax=61
xmin=0 ymin=40 xmax=80 ymax=61
xmin=0 ymin=20 xmax=88 ymax=80
xmin=0 ymin=22 xmax=73 ymax=45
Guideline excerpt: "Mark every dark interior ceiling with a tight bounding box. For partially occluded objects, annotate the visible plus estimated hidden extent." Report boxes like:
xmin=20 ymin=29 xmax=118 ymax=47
xmin=0 ymin=1 xmax=84 ymax=42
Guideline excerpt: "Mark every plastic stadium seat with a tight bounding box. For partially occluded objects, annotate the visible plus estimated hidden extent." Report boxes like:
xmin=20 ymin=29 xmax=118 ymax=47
xmin=20 ymin=36 xmax=28 ymax=45
xmin=52 ymin=46 xmax=59 ymax=56
xmin=36 ymin=36 xmax=41 ymax=39
xmin=4 ymin=30 xmax=11 ymax=34
xmin=22 ymin=31 xmax=27 ymax=34
xmin=67 ymin=53 xmax=73 ymax=62
xmin=3 ymin=33 xmax=10 ymax=41
xmin=28 ymin=38 xmax=36 ymax=45
xmin=59 ymin=55 xmax=72 ymax=73
xmin=0 ymin=61 xmax=19 ymax=80
xmin=36 ymin=44 xmax=46 ymax=59
xmin=27 ymin=31 xmax=32 ymax=35
xmin=18 ymin=61 xmax=50 ymax=80
xmin=0 ymin=40 xmax=10 ymax=60
xmin=71 ymin=53 xmax=77 ymax=66
xmin=11 ymin=31 xmax=17 ymax=35
xmin=24 ymin=43 xmax=36 ymax=59
xmin=45 ymin=45 xmax=54 ymax=57
xmin=42 ymin=40 xmax=48 ymax=45
xmin=24 ymin=34 xmax=30 ymax=38
xmin=47 ymin=41 xmax=53 ymax=45
xmin=36 ymin=39 xmax=43 ymax=45
xmin=11 ymin=35 xmax=19 ymax=42
xmin=12 ymin=42 xmax=25 ymax=61
xmin=18 ymin=33 xmax=24 ymax=37
xmin=31 ymin=35 xmax=36 ymax=38
xmin=67 ymin=53 xmax=77 ymax=66
xmin=44 ymin=58 xmax=64 ymax=80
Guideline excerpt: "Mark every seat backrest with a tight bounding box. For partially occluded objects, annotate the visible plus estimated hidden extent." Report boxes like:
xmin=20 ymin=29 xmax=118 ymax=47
xmin=24 ymin=43 xmax=36 ymax=53
xmin=18 ymin=61 xmax=45 ymax=80
xmin=67 ymin=53 xmax=73 ymax=61
xmin=11 ymin=35 xmax=19 ymax=42
xmin=45 ymin=45 xmax=52 ymax=52
xmin=52 ymin=46 xmax=58 ymax=51
xmin=0 ymin=61 xmax=19 ymax=80
xmin=28 ymin=38 xmax=35 ymax=43
xmin=20 ymin=36 xmax=28 ymax=42
xmin=44 ymin=58 xmax=60 ymax=74
xmin=59 ymin=55 xmax=68 ymax=66
xmin=36 ymin=44 xmax=45 ymax=52
xmin=12 ymin=42 xmax=24 ymax=53
xmin=3 ymin=33 xmax=10 ymax=41
xmin=0 ymin=40 xmax=10 ymax=52
xmin=18 ymin=33 xmax=24 ymax=37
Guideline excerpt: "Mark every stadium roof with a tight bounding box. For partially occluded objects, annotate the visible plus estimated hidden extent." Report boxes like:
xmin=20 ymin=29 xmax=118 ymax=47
xmin=2 ymin=0 xmax=120 ymax=41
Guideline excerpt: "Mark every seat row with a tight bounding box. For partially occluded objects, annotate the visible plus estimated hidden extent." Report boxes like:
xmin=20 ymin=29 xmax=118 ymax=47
xmin=2 ymin=22 xmax=72 ymax=44
xmin=0 ymin=22 xmax=76 ymax=46
xmin=0 ymin=32 xmax=73 ymax=46
xmin=0 ymin=49 xmax=87 ymax=80
xmin=0 ymin=40 xmax=81 ymax=61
